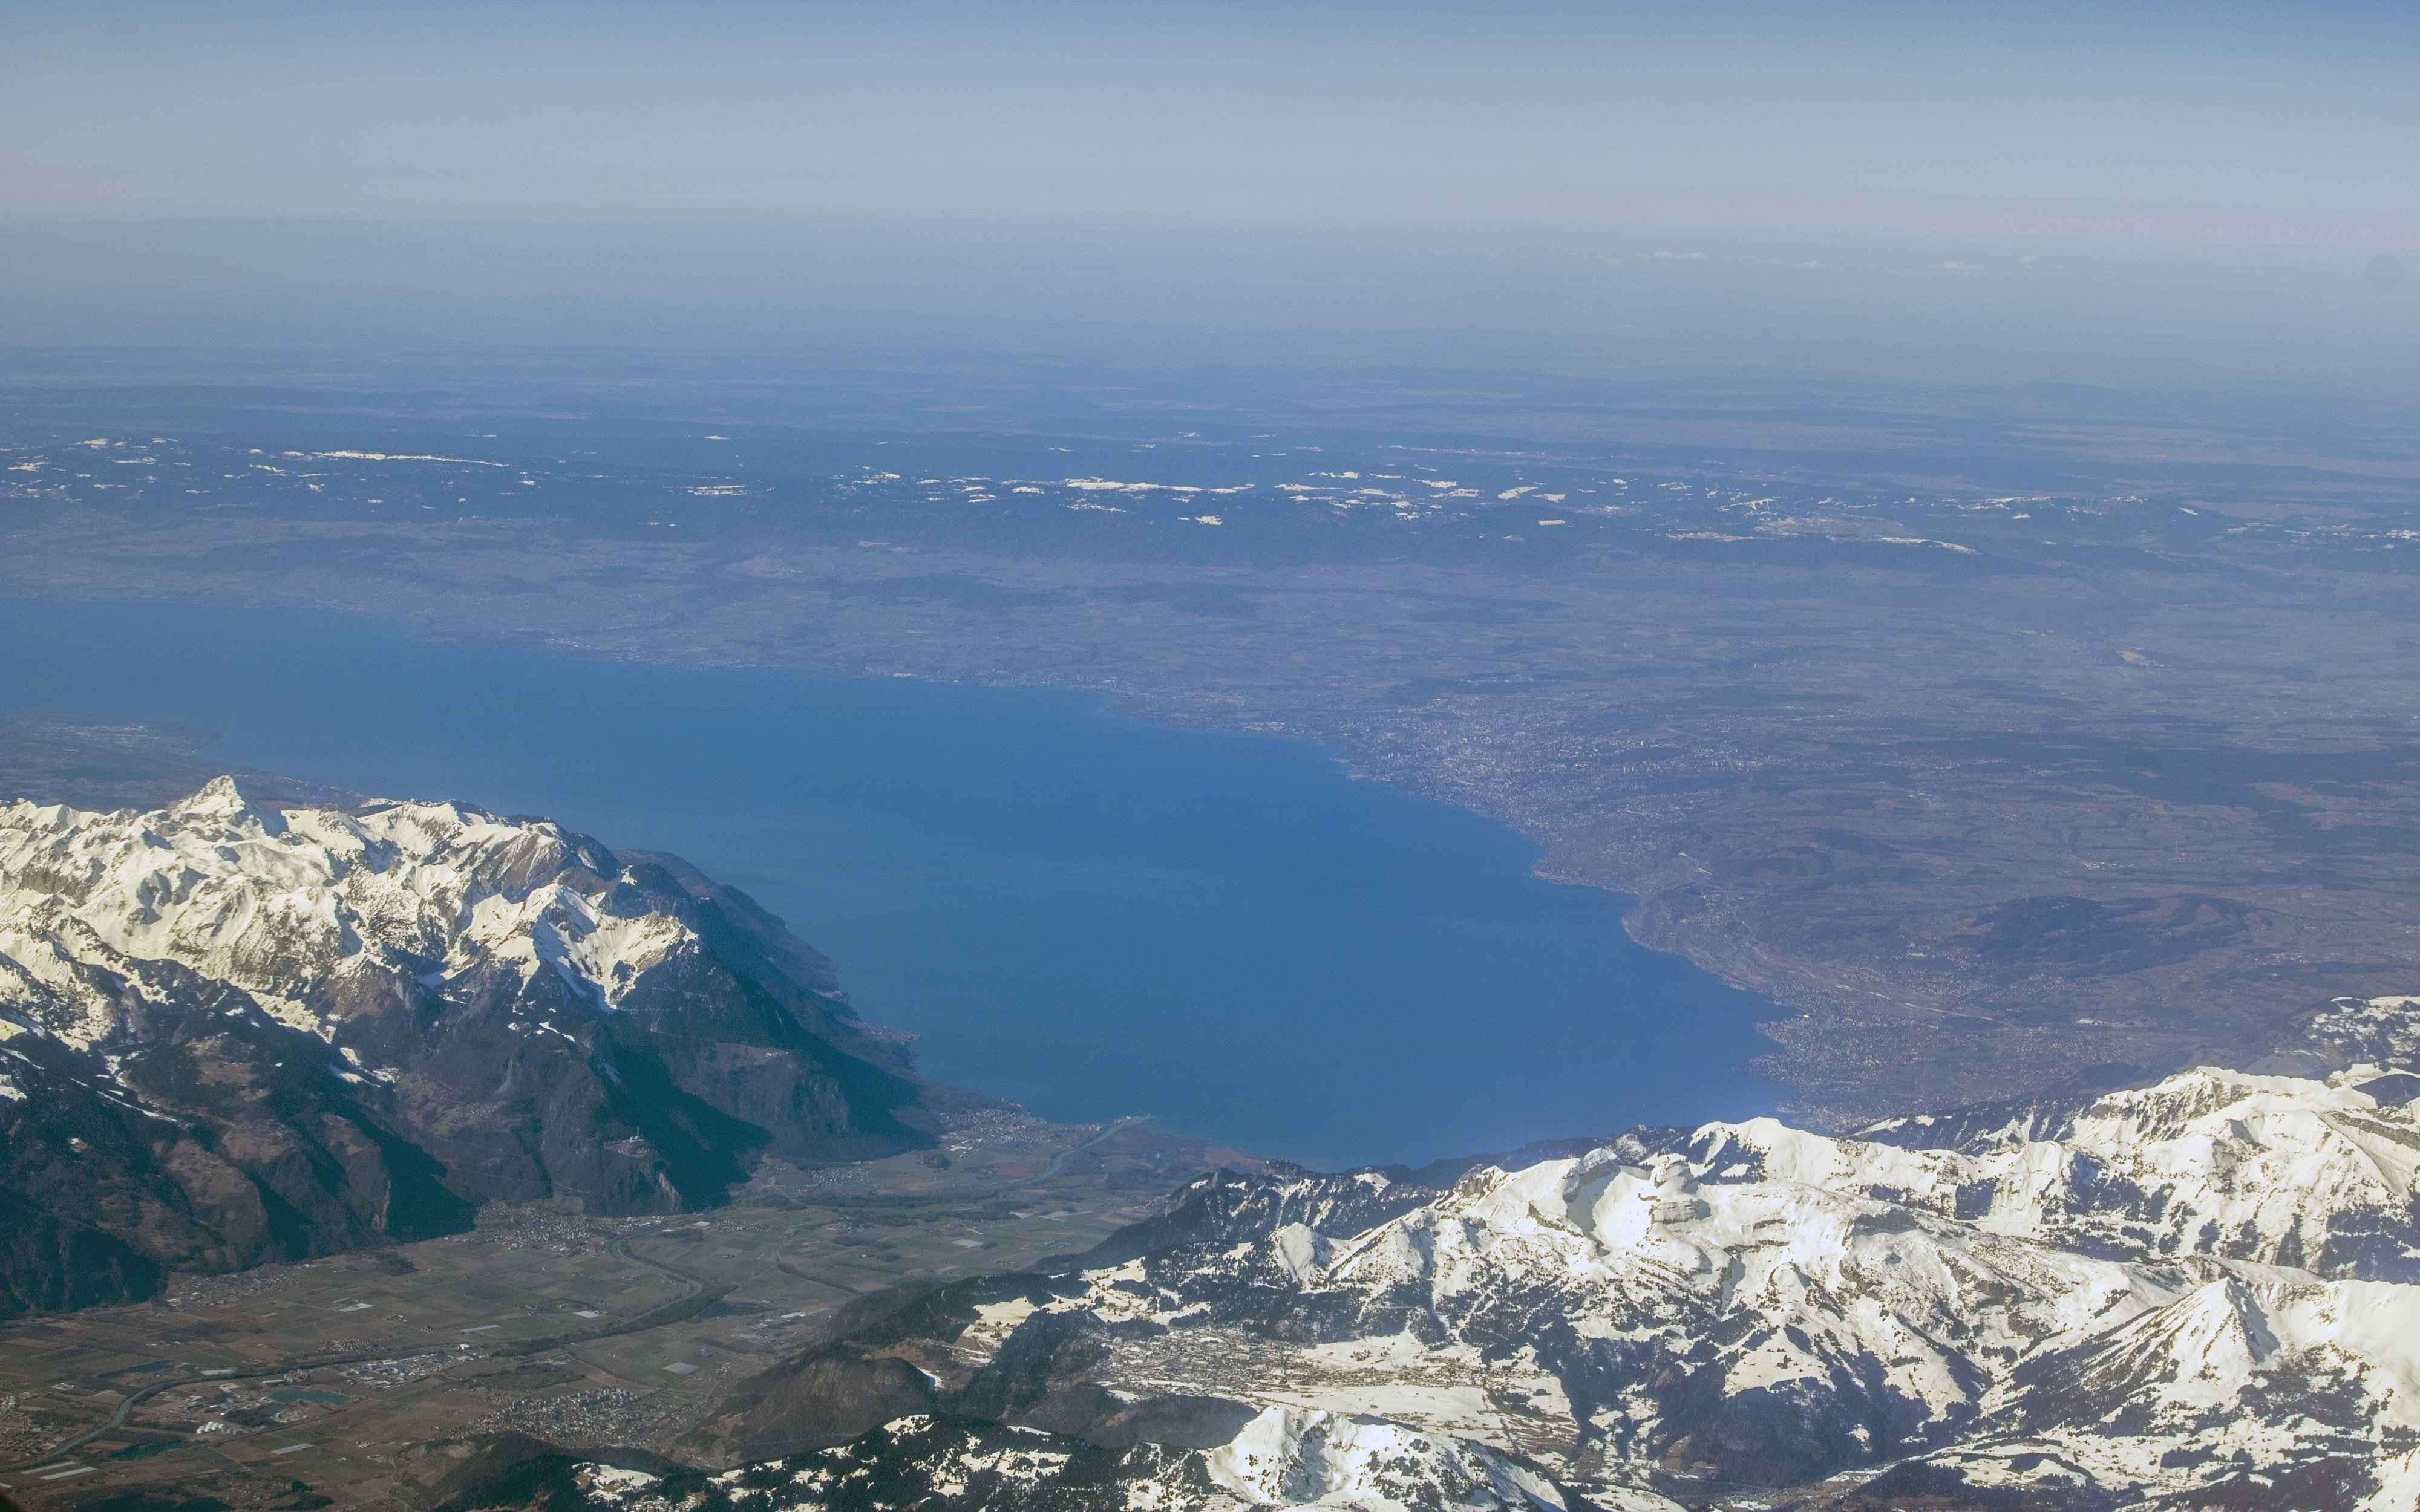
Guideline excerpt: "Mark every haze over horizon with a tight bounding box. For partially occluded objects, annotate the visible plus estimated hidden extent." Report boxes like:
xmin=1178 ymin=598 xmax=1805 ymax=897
xmin=6 ymin=2 xmax=2413 ymax=394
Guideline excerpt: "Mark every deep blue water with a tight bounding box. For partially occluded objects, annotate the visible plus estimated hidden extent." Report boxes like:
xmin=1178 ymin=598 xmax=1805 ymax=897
xmin=0 ymin=597 xmax=1779 ymax=1168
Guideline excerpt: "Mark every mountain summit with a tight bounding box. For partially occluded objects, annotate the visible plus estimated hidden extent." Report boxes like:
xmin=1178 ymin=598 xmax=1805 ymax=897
xmin=612 ymin=1025 xmax=2420 ymax=1512
xmin=0 ymin=779 xmax=937 ymax=1315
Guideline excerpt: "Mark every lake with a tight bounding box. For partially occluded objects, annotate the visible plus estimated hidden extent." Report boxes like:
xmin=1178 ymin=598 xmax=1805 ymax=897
xmin=0 ymin=596 xmax=1779 ymax=1168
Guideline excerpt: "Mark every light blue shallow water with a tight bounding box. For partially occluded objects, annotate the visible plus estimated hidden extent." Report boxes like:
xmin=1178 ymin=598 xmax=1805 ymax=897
xmin=1 ymin=597 xmax=1779 ymax=1168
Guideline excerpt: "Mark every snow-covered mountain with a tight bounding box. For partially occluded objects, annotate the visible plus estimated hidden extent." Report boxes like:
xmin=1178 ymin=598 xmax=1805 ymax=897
xmin=1856 ymin=1061 xmax=2420 ymax=1278
xmin=468 ymin=1409 xmax=1611 ymax=1512
xmin=15 ymin=778 xmax=2420 ymax=1509
xmin=646 ymin=1027 xmax=2420 ymax=1511
xmin=0 ymin=778 xmax=937 ymax=1314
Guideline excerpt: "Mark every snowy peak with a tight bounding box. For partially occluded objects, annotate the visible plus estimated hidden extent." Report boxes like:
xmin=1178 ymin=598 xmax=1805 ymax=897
xmin=1918 ymin=1270 xmax=2420 ymax=1508
xmin=1860 ymin=1057 xmax=2420 ymax=1278
xmin=1199 ymin=1406 xmax=1592 ymax=1511
xmin=165 ymin=772 xmax=287 ymax=833
xmin=0 ymin=778 xmax=699 ymax=1049
xmin=541 ymin=1409 xmax=1623 ymax=1512
xmin=0 ymin=777 xmax=932 ymax=1315
xmin=954 ymin=1015 xmax=2420 ymax=1509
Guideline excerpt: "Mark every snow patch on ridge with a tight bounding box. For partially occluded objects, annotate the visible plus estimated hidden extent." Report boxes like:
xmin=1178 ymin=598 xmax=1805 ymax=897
xmin=0 ymin=778 xmax=700 ymax=1054
xmin=1046 ymin=1007 xmax=2420 ymax=1508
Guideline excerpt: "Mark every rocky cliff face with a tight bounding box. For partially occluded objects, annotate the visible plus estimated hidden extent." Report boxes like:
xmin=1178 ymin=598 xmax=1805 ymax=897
xmin=0 ymin=778 xmax=937 ymax=1315
xmin=659 ymin=1023 xmax=2420 ymax=1511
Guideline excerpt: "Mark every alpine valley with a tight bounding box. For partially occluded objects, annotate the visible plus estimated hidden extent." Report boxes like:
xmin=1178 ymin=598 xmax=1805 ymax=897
xmin=7 ymin=780 xmax=2420 ymax=1510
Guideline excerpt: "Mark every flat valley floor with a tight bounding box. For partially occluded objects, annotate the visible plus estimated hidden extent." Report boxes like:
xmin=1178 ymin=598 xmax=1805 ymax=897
xmin=0 ymin=1116 xmax=1195 ymax=1510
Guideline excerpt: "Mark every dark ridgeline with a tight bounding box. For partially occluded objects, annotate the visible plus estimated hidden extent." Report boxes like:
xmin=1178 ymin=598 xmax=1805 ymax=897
xmin=0 ymin=798 xmax=947 ymax=1320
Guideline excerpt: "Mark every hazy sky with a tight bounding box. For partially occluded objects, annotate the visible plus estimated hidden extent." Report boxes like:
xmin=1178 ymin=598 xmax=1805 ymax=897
xmin=11 ymin=1 xmax=2413 ymax=240
xmin=4 ymin=2 xmax=2413 ymax=388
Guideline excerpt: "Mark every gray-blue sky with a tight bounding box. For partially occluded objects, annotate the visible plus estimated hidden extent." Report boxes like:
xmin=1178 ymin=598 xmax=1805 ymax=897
xmin=10 ymin=1 xmax=2413 ymax=240
xmin=4 ymin=2 xmax=2413 ymax=391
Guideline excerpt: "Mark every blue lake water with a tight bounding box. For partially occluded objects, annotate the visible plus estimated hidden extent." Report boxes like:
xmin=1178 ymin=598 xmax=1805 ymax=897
xmin=0 ymin=597 xmax=1780 ymax=1168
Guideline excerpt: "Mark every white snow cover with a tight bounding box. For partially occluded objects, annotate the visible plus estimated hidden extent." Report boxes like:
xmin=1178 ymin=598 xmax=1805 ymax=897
xmin=1928 ymin=1269 xmax=2420 ymax=1503
xmin=1198 ymin=1406 xmax=1613 ymax=1510
xmin=1275 ymin=1130 xmax=2169 ymax=1442
xmin=1854 ymin=1063 xmax=2420 ymax=1272
xmin=0 ymin=778 xmax=696 ymax=1053
xmin=569 ymin=1408 xmax=1644 ymax=1511
xmin=1047 ymin=1028 xmax=2420 ymax=1509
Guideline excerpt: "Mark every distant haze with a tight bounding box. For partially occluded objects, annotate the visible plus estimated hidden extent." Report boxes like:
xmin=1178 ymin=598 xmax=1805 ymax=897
xmin=4 ymin=2 xmax=2413 ymax=394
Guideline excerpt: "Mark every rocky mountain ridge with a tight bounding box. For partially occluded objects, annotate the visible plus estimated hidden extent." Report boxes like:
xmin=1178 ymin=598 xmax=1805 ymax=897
xmin=549 ymin=1021 xmax=2420 ymax=1512
xmin=446 ymin=1410 xmax=1603 ymax=1512
xmin=12 ymin=778 xmax=2420 ymax=1509
xmin=0 ymin=777 xmax=941 ymax=1315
